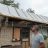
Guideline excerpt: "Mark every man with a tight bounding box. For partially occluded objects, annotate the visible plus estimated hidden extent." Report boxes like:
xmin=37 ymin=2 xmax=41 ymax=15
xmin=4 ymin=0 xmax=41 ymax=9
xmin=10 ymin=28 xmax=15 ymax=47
xmin=30 ymin=24 xmax=45 ymax=48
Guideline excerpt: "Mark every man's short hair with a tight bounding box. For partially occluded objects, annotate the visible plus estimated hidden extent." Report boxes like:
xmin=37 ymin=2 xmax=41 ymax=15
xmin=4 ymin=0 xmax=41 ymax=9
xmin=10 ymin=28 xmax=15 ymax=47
xmin=31 ymin=24 xmax=39 ymax=31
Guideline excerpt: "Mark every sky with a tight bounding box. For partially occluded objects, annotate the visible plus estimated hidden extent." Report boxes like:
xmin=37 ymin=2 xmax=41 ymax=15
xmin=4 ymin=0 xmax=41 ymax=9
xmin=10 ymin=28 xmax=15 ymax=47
xmin=14 ymin=0 xmax=48 ymax=17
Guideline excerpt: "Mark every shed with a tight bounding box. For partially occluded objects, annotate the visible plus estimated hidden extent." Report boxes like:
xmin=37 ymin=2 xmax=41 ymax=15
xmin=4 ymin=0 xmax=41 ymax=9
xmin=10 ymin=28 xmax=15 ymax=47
xmin=0 ymin=3 xmax=48 ymax=48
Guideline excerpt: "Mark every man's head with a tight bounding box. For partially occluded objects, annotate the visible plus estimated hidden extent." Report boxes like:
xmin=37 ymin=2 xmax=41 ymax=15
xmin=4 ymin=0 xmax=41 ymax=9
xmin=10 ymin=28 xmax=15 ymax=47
xmin=31 ymin=24 xmax=39 ymax=33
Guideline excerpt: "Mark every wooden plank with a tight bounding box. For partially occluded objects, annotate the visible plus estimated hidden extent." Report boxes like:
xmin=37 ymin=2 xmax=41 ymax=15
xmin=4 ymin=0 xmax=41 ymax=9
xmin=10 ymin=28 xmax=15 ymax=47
xmin=22 ymin=42 xmax=25 ymax=48
xmin=22 ymin=41 xmax=29 ymax=48
xmin=26 ymin=42 xmax=29 ymax=48
xmin=14 ymin=28 xmax=20 ymax=41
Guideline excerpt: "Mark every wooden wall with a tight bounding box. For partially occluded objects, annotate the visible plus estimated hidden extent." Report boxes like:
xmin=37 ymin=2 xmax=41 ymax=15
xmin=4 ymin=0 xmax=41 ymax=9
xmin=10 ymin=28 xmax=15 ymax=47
xmin=0 ymin=27 xmax=30 ymax=48
xmin=0 ymin=27 xmax=12 ymax=46
xmin=0 ymin=27 xmax=21 ymax=47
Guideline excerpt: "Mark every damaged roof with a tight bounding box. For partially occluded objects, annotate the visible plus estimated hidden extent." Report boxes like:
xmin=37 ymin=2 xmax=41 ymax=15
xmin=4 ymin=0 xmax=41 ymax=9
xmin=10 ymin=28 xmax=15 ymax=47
xmin=0 ymin=3 xmax=48 ymax=24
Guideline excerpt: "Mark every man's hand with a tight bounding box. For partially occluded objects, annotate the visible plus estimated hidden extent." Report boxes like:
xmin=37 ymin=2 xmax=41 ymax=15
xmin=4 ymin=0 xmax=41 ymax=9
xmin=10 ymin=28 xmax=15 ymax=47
xmin=40 ymin=42 xmax=45 ymax=48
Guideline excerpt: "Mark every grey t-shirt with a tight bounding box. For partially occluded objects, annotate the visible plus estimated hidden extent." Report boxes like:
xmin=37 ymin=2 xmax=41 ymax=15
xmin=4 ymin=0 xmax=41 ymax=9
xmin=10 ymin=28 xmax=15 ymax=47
xmin=30 ymin=33 xmax=44 ymax=48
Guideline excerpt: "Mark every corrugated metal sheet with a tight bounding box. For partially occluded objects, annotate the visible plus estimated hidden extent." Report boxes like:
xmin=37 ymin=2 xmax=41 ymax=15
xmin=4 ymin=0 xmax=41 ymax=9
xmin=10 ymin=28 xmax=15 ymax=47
xmin=27 ymin=12 xmax=43 ymax=23
xmin=16 ymin=8 xmax=28 ymax=19
xmin=21 ymin=10 xmax=33 ymax=20
xmin=0 ymin=4 xmax=10 ymax=16
xmin=0 ymin=3 xmax=48 ymax=24
xmin=38 ymin=15 xmax=48 ymax=24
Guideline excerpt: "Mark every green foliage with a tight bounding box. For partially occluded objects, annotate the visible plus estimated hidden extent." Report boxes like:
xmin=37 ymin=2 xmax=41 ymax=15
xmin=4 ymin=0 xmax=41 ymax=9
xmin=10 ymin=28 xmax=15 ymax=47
xmin=12 ymin=3 xmax=19 ymax=8
xmin=0 ymin=0 xmax=20 ymax=8
xmin=2 ymin=0 xmax=14 ymax=5
xmin=26 ymin=8 xmax=35 ymax=13
xmin=43 ymin=35 xmax=47 ymax=40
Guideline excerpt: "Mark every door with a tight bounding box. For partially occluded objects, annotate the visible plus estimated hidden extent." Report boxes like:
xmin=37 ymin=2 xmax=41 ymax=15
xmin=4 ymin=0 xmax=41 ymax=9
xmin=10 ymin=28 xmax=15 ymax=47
xmin=20 ymin=27 xmax=30 ymax=48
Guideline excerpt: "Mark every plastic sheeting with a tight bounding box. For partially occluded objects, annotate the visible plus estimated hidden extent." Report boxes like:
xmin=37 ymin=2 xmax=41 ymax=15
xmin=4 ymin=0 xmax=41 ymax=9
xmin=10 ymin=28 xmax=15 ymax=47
xmin=0 ymin=3 xmax=48 ymax=24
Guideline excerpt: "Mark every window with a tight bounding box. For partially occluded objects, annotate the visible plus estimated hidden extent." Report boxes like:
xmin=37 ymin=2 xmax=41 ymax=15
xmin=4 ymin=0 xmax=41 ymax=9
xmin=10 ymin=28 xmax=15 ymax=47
xmin=20 ymin=28 xmax=30 ymax=39
xmin=12 ymin=28 xmax=20 ymax=42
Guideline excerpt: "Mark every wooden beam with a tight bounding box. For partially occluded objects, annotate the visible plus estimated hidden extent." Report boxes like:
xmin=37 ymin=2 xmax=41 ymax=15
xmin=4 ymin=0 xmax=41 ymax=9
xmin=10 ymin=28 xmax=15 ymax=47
xmin=19 ymin=21 xmax=27 ymax=24
xmin=19 ymin=21 xmax=30 ymax=25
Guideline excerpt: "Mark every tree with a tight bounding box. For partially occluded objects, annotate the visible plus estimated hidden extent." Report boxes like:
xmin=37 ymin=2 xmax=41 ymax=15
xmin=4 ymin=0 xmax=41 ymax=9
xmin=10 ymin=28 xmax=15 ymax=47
xmin=0 ymin=0 xmax=14 ymax=5
xmin=0 ymin=0 xmax=20 ymax=8
xmin=11 ymin=3 xmax=19 ymax=8
xmin=26 ymin=8 xmax=35 ymax=13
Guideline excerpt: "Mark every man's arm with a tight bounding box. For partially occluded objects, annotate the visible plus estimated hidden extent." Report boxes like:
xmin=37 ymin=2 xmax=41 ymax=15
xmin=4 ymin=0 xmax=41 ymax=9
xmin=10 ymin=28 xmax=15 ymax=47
xmin=39 ymin=34 xmax=45 ymax=48
xmin=40 ymin=42 xmax=45 ymax=48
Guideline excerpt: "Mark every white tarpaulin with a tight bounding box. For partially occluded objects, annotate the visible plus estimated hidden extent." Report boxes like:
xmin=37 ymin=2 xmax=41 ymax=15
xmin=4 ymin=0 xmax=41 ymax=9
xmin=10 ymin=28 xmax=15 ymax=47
xmin=0 ymin=3 xmax=48 ymax=24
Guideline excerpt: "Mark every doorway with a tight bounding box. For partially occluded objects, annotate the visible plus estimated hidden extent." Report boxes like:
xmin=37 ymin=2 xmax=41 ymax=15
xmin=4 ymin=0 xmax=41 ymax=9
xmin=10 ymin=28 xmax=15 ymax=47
xmin=20 ymin=27 xmax=30 ymax=48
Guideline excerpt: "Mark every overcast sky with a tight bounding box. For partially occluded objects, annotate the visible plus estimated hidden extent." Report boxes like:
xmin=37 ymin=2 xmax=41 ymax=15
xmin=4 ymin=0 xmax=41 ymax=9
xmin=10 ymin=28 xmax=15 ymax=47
xmin=14 ymin=0 xmax=48 ymax=17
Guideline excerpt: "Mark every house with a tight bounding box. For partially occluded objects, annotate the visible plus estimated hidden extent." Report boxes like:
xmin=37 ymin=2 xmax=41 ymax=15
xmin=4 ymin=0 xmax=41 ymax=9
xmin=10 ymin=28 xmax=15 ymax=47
xmin=0 ymin=3 xmax=48 ymax=48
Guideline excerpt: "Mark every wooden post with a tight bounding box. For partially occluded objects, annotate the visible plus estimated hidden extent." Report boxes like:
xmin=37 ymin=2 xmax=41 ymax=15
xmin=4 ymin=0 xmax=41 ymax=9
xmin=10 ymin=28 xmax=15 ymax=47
xmin=12 ymin=21 xmax=14 ymax=40
xmin=41 ymin=25 xmax=43 ymax=34
xmin=5 ymin=17 xmax=8 ymax=27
